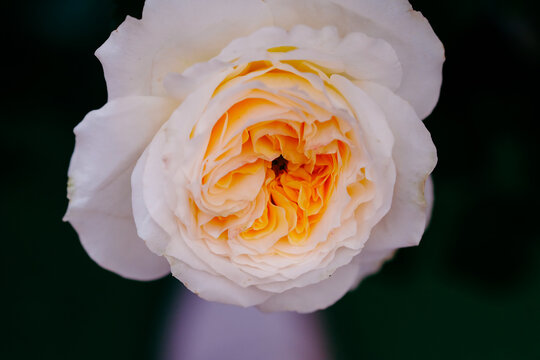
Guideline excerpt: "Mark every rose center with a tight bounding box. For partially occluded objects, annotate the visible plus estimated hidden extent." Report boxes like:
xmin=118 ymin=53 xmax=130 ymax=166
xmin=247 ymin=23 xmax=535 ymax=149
xmin=197 ymin=64 xmax=356 ymax=249
xmin=271 ymin=155 xmax=288 ymax=176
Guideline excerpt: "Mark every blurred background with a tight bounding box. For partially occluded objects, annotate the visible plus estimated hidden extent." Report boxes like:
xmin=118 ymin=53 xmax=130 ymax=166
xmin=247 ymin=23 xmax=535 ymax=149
xmin=3 ymin=0 xmax=539 ymax=359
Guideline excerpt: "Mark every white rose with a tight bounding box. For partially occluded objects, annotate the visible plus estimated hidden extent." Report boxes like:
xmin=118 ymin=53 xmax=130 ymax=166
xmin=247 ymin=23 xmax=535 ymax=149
xmin=65 ymin=0 xmax=443 ymax=312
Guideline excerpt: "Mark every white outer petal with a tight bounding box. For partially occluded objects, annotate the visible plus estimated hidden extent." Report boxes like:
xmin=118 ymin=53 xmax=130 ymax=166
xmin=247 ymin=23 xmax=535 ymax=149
xmin=131 ymin=148 xmax=173 ymax=257
xmin=64 ymin=96 xmax=178 ymax=280
xmin=360 ymin=81 xmax=437 ymax=252
xmin=264 ymin=0 xmax=445 ymax=119
xmin=168 ymin=258 xmax=272 ymax=308
xmin=257 ymin=254 xmax=367 ymax=312
xmin=96 ymin=0 xmax=273 ymax=99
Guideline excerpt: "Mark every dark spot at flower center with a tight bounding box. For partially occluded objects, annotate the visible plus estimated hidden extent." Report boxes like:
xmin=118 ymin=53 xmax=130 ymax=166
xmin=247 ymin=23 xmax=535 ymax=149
xmin=272 ymin=155 xmax=288 ymax=176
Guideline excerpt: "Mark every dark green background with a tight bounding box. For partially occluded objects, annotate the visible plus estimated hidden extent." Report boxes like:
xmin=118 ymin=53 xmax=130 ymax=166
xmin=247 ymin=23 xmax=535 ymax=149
xmin=3 ymin=0 xmax=539 ymax=359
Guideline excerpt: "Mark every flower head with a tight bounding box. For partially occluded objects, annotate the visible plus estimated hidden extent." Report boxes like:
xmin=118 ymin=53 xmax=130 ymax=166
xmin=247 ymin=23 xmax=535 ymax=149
xmin=65 ymin=0 xmax=443 ymax=312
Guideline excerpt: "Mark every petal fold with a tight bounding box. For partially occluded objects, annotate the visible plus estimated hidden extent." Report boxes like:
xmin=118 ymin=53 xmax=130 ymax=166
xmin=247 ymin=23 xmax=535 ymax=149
xmin=96 ymin=0 xmax=273 ymax=99
xmin=65 ymin=96 xmax=178 ymax=280
xmin=265 ymin=0 xmax=445 ymax=118
xmin=360 ymin=81 xmax=437 ymax=252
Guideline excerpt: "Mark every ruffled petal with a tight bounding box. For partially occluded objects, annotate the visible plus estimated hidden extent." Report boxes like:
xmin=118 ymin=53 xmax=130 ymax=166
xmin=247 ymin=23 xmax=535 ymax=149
xmin=257 ymin=255 xmax=364 ymax=312
xmin=217 ymin=25 xmax=402 ymax=91
xmin=265 ymin=0 xmax=445 ymax=118
xmin=168 ymin=257 xmax=272 ymax=307
xmin=65 ymin=96 xmax=178 ymax=280
xmin=360 ymin=81 xmax=437 ymax=252
xmin=96 ymin=0 xmax=273 ymax=99
xmin=257 ymin=247 xmax=397 ymax=312
xmin=135 ymin=147 xmax=270 ymax=307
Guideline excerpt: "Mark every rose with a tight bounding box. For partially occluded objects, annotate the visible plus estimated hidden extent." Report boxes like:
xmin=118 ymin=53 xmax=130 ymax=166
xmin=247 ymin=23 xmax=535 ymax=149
xmin=65 ymin=0 xmax=443 ymax=312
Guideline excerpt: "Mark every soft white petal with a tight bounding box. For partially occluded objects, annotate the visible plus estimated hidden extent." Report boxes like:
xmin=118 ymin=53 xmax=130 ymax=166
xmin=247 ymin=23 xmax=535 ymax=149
xmin=257 ymin=254 xmax=364 ymax=312
xmin=334 ymin=31 xmax=402 ymax=90
xmin=131 ymin=148 xmax=172 ymax=256
xmin=168 ymin=258 xmax=272 ymax=307
xmin=330 ymin=75 xmax=396 ymax=225
xmin=96 ymin=0 xmax=273 ymax=99
xmin=360 ymin=81 xmax=437 ymax=252
xmin=258 ymin=246 xmax=397 ymax=312
xmin=133 ymin=68 xmax=231 ymax=253
xmin=217 ymin=25 xmax=402 ymax=91
xmin=65 ymin=96 xmax=178 ymax=280
xmin=265 ymin=0 xmax=445 ymax=118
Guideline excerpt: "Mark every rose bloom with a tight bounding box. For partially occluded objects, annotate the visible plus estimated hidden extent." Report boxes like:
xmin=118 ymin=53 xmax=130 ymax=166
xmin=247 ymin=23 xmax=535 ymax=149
xmin=65 ymin=0 xmax=443 ymax=312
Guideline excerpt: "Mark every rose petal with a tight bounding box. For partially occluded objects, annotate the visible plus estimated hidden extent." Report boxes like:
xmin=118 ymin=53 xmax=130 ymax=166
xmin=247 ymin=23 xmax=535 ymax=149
xmin=96 ymin=0 xmax=273 ymax=100
xmin=359 ymin=81 xmax=437 ymax=252
xmin=264 ymin=0 xmax=445 ymax=118
xmin=257 ymin=254 xmax=364 ymax=312
xmin=65 ymin=96 xmax=178 ymax=280
xmin=329 ymin=74 xmax=396 ymax=226
xmin=217 ymin=25 xmax=402 ymax=91
xmin=168 ymin=256 xmax=272 ymax=308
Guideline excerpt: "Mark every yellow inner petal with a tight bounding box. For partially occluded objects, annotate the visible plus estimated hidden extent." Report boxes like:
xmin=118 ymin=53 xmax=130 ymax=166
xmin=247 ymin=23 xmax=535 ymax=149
xmin=194 ymin=60 xmax=366 ymax=252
